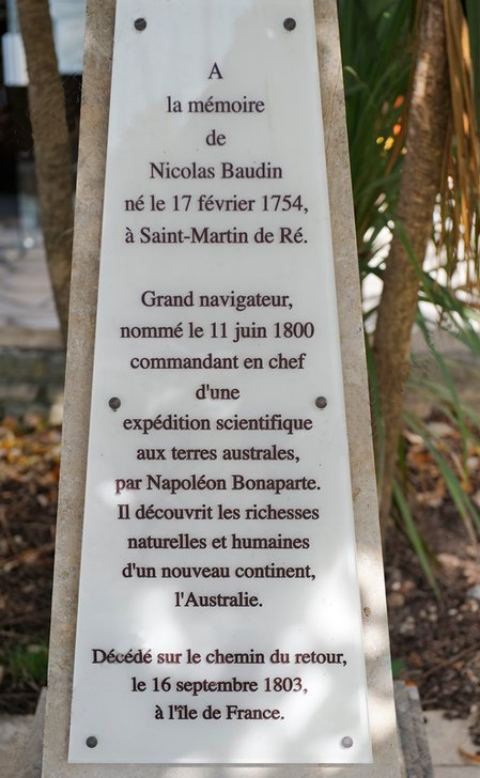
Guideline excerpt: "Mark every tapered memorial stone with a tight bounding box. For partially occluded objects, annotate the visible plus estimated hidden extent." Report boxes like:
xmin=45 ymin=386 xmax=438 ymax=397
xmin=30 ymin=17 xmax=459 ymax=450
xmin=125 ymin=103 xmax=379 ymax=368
xmin=42 ymin=1 xmax=404 ymax=776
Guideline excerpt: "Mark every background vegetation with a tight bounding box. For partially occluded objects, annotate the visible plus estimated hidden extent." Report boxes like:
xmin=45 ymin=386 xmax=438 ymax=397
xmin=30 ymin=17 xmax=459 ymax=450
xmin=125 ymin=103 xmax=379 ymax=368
xmin=339 ymin=0 xmax=480 ymax=583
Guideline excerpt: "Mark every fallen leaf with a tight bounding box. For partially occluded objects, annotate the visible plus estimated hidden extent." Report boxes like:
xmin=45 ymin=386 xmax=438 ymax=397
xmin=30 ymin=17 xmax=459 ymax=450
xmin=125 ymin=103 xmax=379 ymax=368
xmin=458 ymin=747 xmax=480 ymax=764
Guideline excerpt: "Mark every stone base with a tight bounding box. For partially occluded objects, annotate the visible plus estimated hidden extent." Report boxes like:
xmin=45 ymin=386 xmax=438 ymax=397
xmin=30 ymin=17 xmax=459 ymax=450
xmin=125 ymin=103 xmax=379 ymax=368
xmin=395 ymin=683 xmax=434 ymax=777
xmin=0 ymin=690 xmax=46 ymax=778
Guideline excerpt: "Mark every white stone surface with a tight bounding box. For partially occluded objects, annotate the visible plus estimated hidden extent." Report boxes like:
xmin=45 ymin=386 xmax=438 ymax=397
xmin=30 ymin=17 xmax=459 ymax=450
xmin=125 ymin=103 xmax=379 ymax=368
xmin=0 ymin=715 xmax=33 ymax=746
xmin=68 ymin=0 xmax=370 ymax=765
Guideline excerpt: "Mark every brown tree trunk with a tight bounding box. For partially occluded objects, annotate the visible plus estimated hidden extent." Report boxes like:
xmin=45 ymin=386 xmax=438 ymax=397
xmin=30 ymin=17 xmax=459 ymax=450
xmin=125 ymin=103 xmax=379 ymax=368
xmin=16 ymin=0 xmax=74 ymax=343
xmin=373 ymin=0 xmax=450 ymax=538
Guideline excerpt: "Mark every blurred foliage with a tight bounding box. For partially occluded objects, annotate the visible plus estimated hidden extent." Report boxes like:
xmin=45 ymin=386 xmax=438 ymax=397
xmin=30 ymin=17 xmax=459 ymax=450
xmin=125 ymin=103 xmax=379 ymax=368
xmin=338 ymin=0 xmax=480 ymax=585
xmin=5 ymin=644 xmax=48 ymax=686
xmin=339 ymin=0 xmax=415 ymax=262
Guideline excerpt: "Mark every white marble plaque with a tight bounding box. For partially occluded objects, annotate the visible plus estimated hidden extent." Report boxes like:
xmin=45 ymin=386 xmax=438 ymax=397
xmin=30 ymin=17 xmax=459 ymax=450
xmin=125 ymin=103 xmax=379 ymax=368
xmin=68 ymin=0 xmax=371 ymax=764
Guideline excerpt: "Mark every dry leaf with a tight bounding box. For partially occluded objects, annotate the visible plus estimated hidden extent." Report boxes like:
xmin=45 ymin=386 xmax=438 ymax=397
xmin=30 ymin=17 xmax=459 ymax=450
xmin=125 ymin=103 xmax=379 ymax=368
xmin=458 ymin=747 xmax=480 ymax=765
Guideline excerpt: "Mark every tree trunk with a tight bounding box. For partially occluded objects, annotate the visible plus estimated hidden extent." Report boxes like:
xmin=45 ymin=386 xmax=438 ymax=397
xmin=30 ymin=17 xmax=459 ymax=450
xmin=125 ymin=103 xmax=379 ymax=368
xmin=373 ymin=0 xmax=450 ymax=538
xmin=16 ymin=0 xmax=74 ymax=343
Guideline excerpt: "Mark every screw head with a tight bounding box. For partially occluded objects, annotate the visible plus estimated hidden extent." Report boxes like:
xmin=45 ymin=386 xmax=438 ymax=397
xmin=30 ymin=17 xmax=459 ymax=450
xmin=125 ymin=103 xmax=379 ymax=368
xmin=86 ymin=736 xmax=98 ymax=749
xmin=283 ymin=17 xmax=296 ymax=31
xmin=109 ymin=397 xmax=121 ymax=411
xmin=341 ymin=736 xmax=353 ymax=749
xmin=134 ymin=17 xmax=147 ymax=31
xmin=315 ymin=396 xmax=328 ymax=409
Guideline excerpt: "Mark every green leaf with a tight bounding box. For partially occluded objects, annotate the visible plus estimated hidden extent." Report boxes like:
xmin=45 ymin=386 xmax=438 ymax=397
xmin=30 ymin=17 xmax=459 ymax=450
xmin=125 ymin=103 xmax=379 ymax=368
xmin=392 ymin=481 xmax=440 ymax=597
xmin=391 ymin=657 xmax=407 ymax=679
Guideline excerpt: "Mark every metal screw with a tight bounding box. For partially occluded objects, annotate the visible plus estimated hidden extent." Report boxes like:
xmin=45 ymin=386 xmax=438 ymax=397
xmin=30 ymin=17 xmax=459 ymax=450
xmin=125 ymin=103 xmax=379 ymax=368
xmin=283 ymin=17 xmax=296 ymax=31
xmin=109 ymin=397 xmax=121 ymax=411
xmin=315 ymin=396 xmax=328 ymax=409
xmin=341 ymin=736 xmax=353 ymax=749
xmin=134 ymin=17 xmax=147 ymax=31
xmin=86 ymin=736 xmax=98 ymax=749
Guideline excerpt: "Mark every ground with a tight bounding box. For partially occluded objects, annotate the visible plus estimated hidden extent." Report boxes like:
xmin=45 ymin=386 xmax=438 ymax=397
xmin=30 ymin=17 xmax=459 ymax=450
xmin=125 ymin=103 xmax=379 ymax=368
xmin=386 ymin=512 xmax=480 ymax=754
xmin=0 ymin=414 xmax=59 ymax=714
xmin=0 ymin=407 xmax=479 ymax=763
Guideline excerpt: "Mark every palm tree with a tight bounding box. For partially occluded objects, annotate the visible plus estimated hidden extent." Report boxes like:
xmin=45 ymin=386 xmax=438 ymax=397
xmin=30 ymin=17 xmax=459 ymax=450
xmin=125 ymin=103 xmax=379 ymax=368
xmin=340 ymin=0 xmax=480 ymax=549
